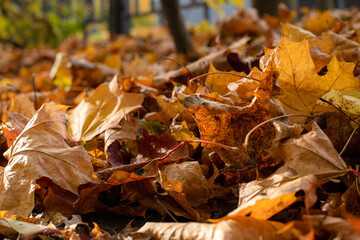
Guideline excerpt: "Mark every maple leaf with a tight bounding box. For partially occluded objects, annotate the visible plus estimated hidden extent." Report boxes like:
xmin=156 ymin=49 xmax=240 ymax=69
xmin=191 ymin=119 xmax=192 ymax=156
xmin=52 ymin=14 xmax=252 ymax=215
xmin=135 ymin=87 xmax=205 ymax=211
xmin=66 ymin=76 xmax=144 ymax=141
xmin=283 ymin=23 xmax=360 ymax=63
xmin=180 ymin=71 xmax=278 ymax=171
xmin=264 ymin=37 xmax=360 ymax=114
xmin=1 ymin=104 xmax=99 ymax=217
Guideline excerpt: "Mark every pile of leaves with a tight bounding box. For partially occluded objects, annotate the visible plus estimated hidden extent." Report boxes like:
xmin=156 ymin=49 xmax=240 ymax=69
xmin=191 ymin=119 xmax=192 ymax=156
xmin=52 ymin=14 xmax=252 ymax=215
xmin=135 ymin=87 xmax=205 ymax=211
xmin=1 ymin=4 xmax=360 ymax=240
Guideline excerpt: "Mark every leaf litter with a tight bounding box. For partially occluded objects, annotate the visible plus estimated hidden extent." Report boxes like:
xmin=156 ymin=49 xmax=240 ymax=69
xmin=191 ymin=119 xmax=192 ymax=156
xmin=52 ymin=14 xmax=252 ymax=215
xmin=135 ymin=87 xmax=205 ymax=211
xmin=1 ymin=5 xmax=360 ymax=240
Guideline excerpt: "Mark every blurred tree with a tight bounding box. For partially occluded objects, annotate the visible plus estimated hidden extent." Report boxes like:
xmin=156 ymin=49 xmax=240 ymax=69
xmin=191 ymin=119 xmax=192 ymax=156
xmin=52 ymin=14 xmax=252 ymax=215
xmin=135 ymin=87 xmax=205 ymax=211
xmin=160 ymin=0 xmax=194 ymax=55
xmin=252 ymin=0 xmax=287 ymax=15
xmin=0 ymin=0 xmax=87 ymax=47
xmin=317 ymin=0 xmax=336 ymax=10
xmin=109 ymin=0 xmax=130 ymax=40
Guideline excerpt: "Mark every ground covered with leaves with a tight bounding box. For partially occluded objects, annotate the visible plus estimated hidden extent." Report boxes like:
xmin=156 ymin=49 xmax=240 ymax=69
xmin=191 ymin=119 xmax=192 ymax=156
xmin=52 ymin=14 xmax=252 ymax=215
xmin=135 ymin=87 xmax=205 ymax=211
xmin=1 ymin=4 xmax=360 ymax=240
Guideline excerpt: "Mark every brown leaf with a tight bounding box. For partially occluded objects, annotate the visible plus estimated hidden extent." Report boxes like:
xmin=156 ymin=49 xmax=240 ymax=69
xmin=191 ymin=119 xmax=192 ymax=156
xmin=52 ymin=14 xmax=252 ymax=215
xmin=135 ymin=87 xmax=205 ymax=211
xmin=1 ymin=104 xmax=99 ymax=217
xmin=136 ymin=129 xmax=180 ymax=161
xmin=181 ymin=71 xmax=278 ymax=174
xmin=105 ymin=114 xmax=139 ymax=166
xmin=159 ymin=161 xmax=211 ymax=220
xmin=270 ymin=122 xmax=347 ymax=180
xmin=304 ymin=215 xmax=360 ymax=239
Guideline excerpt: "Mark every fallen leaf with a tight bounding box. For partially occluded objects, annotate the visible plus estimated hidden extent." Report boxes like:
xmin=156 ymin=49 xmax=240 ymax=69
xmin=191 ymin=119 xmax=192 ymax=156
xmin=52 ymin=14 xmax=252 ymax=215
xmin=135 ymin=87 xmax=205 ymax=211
xmin=7 ymin=94 xmax=36 ymax=120
xmin=181 ymin=71 xmax=278 ymax=171
xmin=144 ymin=95 xmax=192 ymax=125
xmin=317 ymin=89 xmax=360 ymax=122
xmin=160 ymin=161 xmax=211 ymax=207
xmin=205 ymin=62 xmax=243 ymax=95
xmin=1 ymin=104 xmax=99 ymax=217
xmin=136 ymin=217 xmax=296 ymax=240
xmin=66 ymin=76 xmax=144 ymax=141
xmin=270 ymin=122 xmax=348 ymax=180
xmin=212 ymin=174 xmax=317 ymax=221
xmin=159 ymin=161 xmax=211 ymax=220
xmin=136 ymin=128 xmax=180 ymax=161
xmin=313 ymin=32 xmax=360 ymax=62
xmin=304 ymin=215 xmax=360 ymax=239
xmin=4 ymin=218 xmax=62 ymax=239
xmin=105 ymin=114 xmax=139 ymax=166
xmin=264 ymin=37 xmax=360 ymax=114
xmin=303 ymin=11 xmax=337 ymax=35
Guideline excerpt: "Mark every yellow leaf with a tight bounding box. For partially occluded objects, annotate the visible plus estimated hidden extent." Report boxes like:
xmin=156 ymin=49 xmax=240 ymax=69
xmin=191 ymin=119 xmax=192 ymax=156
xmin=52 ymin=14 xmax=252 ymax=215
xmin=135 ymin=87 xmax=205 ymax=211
xmin=103 ymin=53 xmax=121 ymax=69
xmin=317 ymin=89 xmax=360 ymax=122
xmin=205 ymin=62 xmax=245 ymax=95
xmin=66 ymin=76 xmax=144 ymax=141
xmin=304 ymin=11 xmax=336 ymax=35
xmin=282 ymin=23 xmax=316 ymax=42
xmin=264 ymin=37 xmax=360 ymax=113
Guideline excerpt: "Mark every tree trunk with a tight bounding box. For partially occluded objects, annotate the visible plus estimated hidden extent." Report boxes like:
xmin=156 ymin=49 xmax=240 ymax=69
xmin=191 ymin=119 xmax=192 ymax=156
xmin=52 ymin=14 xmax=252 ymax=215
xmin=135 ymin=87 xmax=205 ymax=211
xmin=160 ymin=0 xmax=194 ymax=55
xmin=253 ymin=0 xmax=293 ymax=16
xmin=109 ymin=0 xmax=130 ymax=40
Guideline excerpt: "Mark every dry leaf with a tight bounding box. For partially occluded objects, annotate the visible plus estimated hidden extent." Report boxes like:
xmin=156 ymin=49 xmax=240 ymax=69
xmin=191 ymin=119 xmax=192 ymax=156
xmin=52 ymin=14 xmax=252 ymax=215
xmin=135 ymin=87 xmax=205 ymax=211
xmin=159 ymin=161 xmax=211 ymax=220
xmin=264 ymin=37 xmax=360 ymax=114
xmin=1 ymin=104 xmax=99 ymax=217
xmin=304 ymin=215 xmax=360 ymax=239
xmin=303 ymin=11 xmax=337 ymax=35
xmin=205 ymin=62 xmax=243 ymax=95
xmin=66 ymin=76 xmax=144 ymax=141
xmin=270 ymin=122 xmax=347 ymax=180
xmin=136 ymin=217 xmax=296 ymax=240
xmin=212 ymin=174 xmax=317 ymax=221
xmin=317 ymin=89 xmax=360 ymax=121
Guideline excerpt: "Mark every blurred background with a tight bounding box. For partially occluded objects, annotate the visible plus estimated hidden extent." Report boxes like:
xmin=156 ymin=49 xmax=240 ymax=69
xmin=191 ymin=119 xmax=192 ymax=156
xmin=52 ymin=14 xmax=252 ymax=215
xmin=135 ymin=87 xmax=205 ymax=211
xmin=1 ymin=0 xmax=360 ymax=48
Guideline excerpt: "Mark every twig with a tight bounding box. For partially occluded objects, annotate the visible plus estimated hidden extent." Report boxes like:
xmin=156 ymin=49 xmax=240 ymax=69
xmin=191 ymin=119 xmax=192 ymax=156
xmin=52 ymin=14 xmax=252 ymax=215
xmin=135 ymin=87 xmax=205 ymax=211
xmin=32 ymin=73 xmax=38 ymax=109
xmin=154 ymin=195 xmax=178 ymax=222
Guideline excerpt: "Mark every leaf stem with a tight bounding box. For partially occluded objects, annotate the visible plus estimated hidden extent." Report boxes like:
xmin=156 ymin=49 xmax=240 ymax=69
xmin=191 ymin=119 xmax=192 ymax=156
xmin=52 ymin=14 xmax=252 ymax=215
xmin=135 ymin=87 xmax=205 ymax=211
xmin=319 ymin=97 xmax=360 ymax=128
xmin=348 ymin=169 xmax=360 ymax=178
xmin=340 ymin=127 xmax=357 ymax=156
xmin=189 ymin=71 xmax=261 ymax=85
xmin=154 ymin=195 xmax=178 ymax=222
xmin=161 ymin=56 xmax=195 ymax=78
xmin=158 ymin=139 xmax=238 ymax=161
xmin=32 ymin=73 xmax=38 ymax=110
